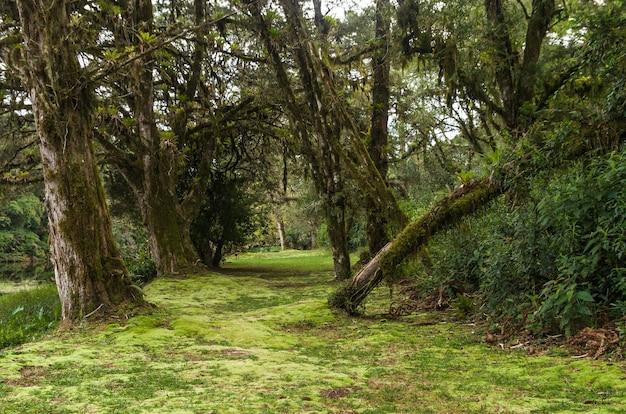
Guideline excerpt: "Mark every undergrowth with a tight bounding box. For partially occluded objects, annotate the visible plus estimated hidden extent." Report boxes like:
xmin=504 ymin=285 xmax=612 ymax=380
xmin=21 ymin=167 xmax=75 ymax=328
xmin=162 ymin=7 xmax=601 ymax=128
xmin=0 ymin=283 xmax=61 ymax=349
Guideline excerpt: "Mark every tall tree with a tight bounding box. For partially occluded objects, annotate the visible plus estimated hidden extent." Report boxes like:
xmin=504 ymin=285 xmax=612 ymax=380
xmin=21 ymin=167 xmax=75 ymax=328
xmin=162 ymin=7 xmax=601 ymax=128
xmin=3 ymin=0 xmax=144 ymax=320
xmin=96 ymin=0 xmax=274 ymax=273
xmin=96 ymin=0 xmax=201 ymax=275
xmin=365 ymin=0 xmax=392 ymax=256
xmin=247 ymin=0 xmax=409 ymax=279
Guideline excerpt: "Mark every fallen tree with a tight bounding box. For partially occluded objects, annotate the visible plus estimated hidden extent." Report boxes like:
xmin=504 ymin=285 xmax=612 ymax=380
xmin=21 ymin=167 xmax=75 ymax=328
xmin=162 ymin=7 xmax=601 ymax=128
xmin=329 ymin=178 xmax=504 ymax=314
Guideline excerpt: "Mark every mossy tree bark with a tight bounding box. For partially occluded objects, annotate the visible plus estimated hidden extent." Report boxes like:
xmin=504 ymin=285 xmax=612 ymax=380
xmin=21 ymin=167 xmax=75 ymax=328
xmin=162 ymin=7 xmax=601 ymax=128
xmin=484 ymin=0 xmax=557 ymax=133
xmin=114 ymin=0 xmax=201 ymax=275
xmin=330 ymin=180 xmax=503 ymax=313
xmin=366 ymin=0 xmax=392 ymax=257
xmin=13 ymin=0 xmax=145 ymax=320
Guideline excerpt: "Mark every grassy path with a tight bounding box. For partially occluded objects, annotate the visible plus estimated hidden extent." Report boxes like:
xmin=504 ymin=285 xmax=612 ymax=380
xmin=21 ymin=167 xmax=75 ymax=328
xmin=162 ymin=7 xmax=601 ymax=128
xmin=0 ymin=250 xmax=625 ymax=413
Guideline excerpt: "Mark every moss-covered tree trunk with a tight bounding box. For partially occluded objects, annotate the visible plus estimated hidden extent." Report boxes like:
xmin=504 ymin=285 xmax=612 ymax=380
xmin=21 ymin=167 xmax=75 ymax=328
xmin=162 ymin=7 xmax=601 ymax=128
xmin=318 ymin=127 xmax=351 ymax=281
xmin=366 ymin=0 xmax=392 ymax=257
xmin=127 ymin=0 xmax=198 ymax=275
xmin=14 ymin=0 xmax=144 ymax=320
xmin=330 ymin=180 xmax=503 ymax=313
xmin=249 ymin=0 xmax=352 ymax=280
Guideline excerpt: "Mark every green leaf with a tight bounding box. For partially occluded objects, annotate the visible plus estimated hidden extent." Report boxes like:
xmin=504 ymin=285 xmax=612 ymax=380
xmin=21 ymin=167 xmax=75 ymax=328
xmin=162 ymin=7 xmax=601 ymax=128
xmin=575 ymin=290 xmax=594 ymax=302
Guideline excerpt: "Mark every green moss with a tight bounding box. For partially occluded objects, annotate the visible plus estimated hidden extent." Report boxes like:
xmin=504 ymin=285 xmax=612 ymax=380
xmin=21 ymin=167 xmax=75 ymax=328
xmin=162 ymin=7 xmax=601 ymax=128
xmin=0 ymin=250 xmax=625 ymax=413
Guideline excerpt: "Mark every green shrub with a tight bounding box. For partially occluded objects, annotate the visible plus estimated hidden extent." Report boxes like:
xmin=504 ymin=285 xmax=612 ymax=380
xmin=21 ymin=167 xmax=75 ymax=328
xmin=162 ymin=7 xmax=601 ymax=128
xmin=126 ymin=249 xmax=158 ymax=286
xmin=422 ymin=150 xmax=626 ymax=336
xmin=0 ymin=284 xmax=61 ymax=349
xmin=530 ymin=151 xmax=626 ymax=333
xmin=0 ymin=193 xmax=48 ymax=261
xmin=113 ymin=219 xmax=157 ymax=286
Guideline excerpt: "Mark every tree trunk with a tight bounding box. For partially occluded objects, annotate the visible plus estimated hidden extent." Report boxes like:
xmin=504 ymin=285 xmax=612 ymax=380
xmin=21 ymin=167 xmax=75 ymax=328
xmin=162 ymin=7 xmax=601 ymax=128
xmin=366 ymin=0 xmax=392 ymax=257
xmin=485 ymin=0 xmax=518 ymax=130
xmin=484 ymin=0 xmax=556 ymax=133
xmin=324 ymin=183 xmax=351 ymax=280
xmin=310 ymin=225 xmax=318 ymax=250
xmin=329 ymin=243 xmax=391 ymax=311
xmin=330 ymin=180 xmax=503 ymax=313
xmin=211 ymin=240 xmax=224 ymax=268
xmin=127 ymin=0 xmax=198 ymax=275
xmin=14 ymin=0 xmax=144 ymax=320
xmin=276 ymin=219 xmax=286 ymax=250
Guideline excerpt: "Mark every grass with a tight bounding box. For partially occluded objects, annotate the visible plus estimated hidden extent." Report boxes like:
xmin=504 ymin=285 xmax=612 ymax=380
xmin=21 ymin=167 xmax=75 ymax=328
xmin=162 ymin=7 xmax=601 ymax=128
xmin=0 ymin=283 xmax=61 ymax=349
xmin=0 ymin=249 xmax=624 ymax=413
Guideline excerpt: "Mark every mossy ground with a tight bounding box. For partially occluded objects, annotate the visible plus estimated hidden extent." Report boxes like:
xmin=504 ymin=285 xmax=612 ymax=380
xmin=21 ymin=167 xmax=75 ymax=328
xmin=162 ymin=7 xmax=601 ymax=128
xmin=1 ymin=249 xmax=625 ymax=413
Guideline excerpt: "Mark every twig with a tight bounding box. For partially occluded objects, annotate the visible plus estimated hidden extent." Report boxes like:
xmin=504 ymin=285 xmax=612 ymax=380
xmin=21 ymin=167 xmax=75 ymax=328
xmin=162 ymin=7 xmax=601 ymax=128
xmin=510 ymin=341 xmax=530 ymax=349
xmin=84 ymin=303 xmax=105 ymax=319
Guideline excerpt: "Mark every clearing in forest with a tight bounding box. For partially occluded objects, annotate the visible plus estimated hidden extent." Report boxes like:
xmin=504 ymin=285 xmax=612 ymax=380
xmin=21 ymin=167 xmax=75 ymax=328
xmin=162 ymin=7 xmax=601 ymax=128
xmin=0 ymin=250 xmax=625 ymax=413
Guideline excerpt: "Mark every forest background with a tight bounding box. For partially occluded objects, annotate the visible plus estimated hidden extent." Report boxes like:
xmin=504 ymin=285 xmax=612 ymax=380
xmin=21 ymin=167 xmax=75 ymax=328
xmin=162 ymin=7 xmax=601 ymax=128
xmin=0 ymin=0 xmax=625 ymax=340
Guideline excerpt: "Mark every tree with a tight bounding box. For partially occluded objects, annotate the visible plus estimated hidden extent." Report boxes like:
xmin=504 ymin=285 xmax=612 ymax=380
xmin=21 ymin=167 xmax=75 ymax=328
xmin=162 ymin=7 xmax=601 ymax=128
xmin=93 ymin=0 xmax=202 ymax=275
xmin=2 ymin=0 xmax=145 ymax=320
xmin=247 ymin=0 xmax=409 ymax=279
xmin=365 ymin=0 xmax=392 ymax=256
xmin=247 ymin=0 xmax=351 ymax=279
xmin=191 ymin=172 xmax=257 ymax=267
xmin=96 ymin=0 xmax=278 ymax=275
xmin=329 ymin=0 xmax=589 ymax=312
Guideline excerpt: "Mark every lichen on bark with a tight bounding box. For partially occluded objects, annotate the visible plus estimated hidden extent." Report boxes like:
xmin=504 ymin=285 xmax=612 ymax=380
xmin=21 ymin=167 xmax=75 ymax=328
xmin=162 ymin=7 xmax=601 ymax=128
xmin=14 ymin=0 xmax=146 ymax=321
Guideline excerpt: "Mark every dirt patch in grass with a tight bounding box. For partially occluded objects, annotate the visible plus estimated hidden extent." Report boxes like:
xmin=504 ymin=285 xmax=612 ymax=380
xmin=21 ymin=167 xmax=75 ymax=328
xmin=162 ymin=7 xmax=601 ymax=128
xmin=5 ymin=365 xmax=46 ymax=387
xmin=320 ymin=386 xmax=362 ymax=399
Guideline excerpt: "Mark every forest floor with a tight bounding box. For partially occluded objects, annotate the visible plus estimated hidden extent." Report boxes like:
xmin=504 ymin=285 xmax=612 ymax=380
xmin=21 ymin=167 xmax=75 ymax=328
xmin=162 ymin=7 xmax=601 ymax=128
xmin=1 ymin=250 xmax=625 ymax=413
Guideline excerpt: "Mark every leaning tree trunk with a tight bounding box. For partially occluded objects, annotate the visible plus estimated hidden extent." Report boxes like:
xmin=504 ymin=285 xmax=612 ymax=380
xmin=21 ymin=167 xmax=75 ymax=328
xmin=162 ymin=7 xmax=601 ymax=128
xmin=15 ymin=0 xmax=145 ymax=320
xmin=330 ymin=179 xmax=503 ymax=313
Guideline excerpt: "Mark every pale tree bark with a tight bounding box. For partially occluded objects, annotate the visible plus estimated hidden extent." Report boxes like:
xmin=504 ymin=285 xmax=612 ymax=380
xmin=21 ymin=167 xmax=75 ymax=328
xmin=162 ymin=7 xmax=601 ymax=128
xmin=12 ymin=0 xmax=144 ymax=320
xmin=276 ymin=218 xmax=286 ymax=251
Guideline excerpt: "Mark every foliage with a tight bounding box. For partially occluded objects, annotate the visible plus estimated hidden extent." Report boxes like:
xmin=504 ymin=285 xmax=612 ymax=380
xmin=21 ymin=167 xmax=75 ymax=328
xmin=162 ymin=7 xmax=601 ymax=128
xmin=0 ymin=284 xmax=61 ymax=349
xmin=282 ymin=179 xmax=322 ymax=250
xmin=422 ymin=150 xmax=626 ymax=336
xmin=191 ymin=173 xmax=259 ymax=267
xmin=112 ymin=218 xmax=157 ymax=286
xmin=0 ymin=193 xmax=47 ymax=262
xmin=531 ymin=151 xmax=626 ymax=333
xmin=125 ymin=247 xmax=158 ymax=287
